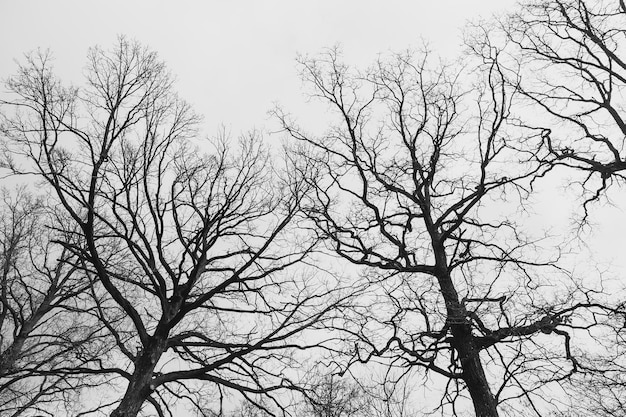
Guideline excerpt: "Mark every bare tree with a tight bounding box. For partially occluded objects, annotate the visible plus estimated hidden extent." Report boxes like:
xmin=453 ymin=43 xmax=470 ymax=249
xmin=463 ymin=0 xmax=626 ymax=414
xmin=0 ymin=38 xmax=335 ymax=416
xmin=0 ymin=188 xmax=107 ymax=416
xmin=301 ymin=374 xmax=369 ymax=417
xmin=297 ymin=371 xmax=415 ymax=417
xmin=276 ymin=48 xmax=626 ymax=416
xmin=479 ymin=0 xmax=626 ymax=216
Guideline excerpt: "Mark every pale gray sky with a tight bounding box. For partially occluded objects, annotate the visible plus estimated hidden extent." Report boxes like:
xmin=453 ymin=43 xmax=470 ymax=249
xmin=1 ymin=0 xmax=517 ymax=131
xmin=2 ymin=1 xmax=625 ymax=414
xmin=2 ymin=0 xmax=624 ymax=350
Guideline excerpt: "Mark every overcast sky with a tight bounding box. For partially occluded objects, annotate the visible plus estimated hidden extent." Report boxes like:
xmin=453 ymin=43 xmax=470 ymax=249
xmin=1 ymin=1 xmax=519 ymax=131
xmin=2 ymin=0 xmax=625 ymax=272
xmin=3 ymin=1 xmax=626 ymax=414
xmin=3 ymin=1 xmax=626 ymax=295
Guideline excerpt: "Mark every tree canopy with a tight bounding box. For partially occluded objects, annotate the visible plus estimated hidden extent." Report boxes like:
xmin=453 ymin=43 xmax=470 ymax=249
xmin=1 ymin=2 xmax=626 ymax=416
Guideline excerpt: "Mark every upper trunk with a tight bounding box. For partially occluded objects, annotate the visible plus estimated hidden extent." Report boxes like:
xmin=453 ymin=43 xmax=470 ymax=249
xmin=109 ymin=337 xmax=167 ymax=417
xmin=451 ymin=321 xmax=499 ymax=417
xmin=433 ymin=240 xmax=499 ymax=417
xmin=0 ymin=302 xmax=50 ymax=376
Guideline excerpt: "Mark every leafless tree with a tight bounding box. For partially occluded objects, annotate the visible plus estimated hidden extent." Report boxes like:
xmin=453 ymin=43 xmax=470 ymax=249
xmin=465 ymin=0 xmax=626 ymax=414
xmin=475 ymin=0 xmax=626 ymax=218
xmin=297 ymin=371 xmax=415 ymax=417
xmin=0 ymin=187 xmax=108 ymax=416
xmin=276 ymin=47 xmax=626 ymax=416
xmin=300 ymin=374 xmax=369 ymax=417
xmin=0 ymin=38 xmax=336 ymax=416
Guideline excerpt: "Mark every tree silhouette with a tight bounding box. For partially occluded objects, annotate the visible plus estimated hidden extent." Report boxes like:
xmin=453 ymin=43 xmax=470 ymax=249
xmin=0 ymin=188 xmax=108 ymax=416
xmin=2 ymin=4 xmax=626 ymax=415
xmin=466 ymin=0 xmax=626 ymax=414
xmin=480 ymin=0 xmax=626 ymax=218
xmin=0 ymin=38 xmax=336 ymax=416
xmin=277 ymin=47 xmax=626 ymax=416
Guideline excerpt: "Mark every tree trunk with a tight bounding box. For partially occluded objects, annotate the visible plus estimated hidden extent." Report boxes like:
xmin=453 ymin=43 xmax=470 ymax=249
xmin=0 ymin=335 xmax=26 ymax=375
xmin=435 ymin=261 xmax=499 ymax=417
xmin=452 ymin=325 xmax=499 ymax=417
xmin=110 ymin=338 xmax=167 ymax=417
xmin=0 ymin=305 xmax=48 ymax=375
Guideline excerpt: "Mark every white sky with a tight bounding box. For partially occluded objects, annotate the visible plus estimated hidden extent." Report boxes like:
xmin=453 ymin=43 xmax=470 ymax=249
xmin=1 ymin=0 xmax=624 ymax=345
xmin=2 ymin=0 xmax=626 ymax=413
xmin=1 ymin=0 xmax=518 ymax=132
